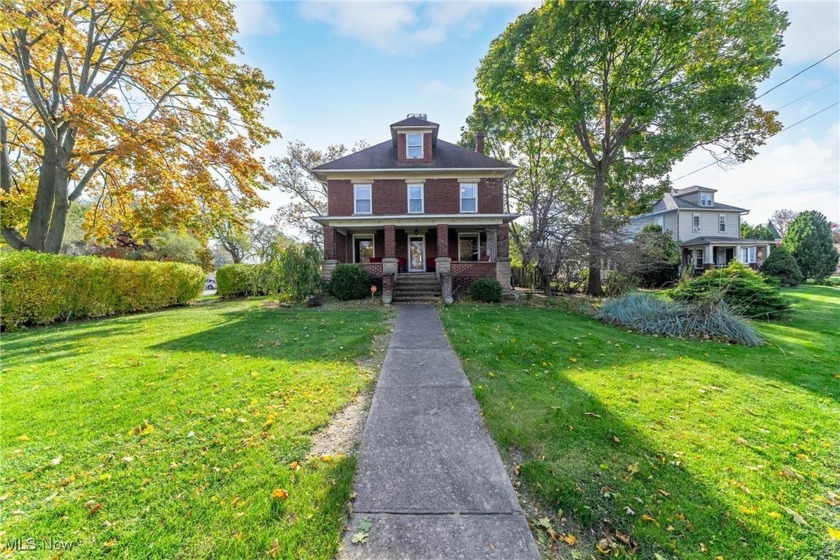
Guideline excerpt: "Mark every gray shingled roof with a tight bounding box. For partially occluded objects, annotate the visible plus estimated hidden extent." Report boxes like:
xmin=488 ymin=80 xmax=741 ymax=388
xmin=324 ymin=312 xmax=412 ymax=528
xmin=681 ymin=236 xmax=774 ymax=246
xmin=390 ymin=116 xmax=439 ymax=128
xmin=312 ymin=139 xmax=515 ymax=173
xmin=649 ymin=192 xmax=747 ymax=213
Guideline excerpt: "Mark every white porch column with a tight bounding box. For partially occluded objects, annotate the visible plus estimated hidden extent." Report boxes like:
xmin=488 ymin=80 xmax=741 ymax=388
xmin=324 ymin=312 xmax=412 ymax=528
xmin=485 ymin=227 xmax=498 ymax=262
xmin=704 ymin=244 xmax=715 ymax=270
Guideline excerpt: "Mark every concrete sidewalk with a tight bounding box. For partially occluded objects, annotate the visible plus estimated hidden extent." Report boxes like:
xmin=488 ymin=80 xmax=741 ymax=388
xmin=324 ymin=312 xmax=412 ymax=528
xmin=341 ymin=306 xmax=538 ymax=560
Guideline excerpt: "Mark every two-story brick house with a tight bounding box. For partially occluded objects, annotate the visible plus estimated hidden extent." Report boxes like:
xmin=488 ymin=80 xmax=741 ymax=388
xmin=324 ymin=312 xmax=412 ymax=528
xmin=311 ymin=115 xmax=517 ymax=303
xmin=630 ymin=186 xmax=774 ymax=273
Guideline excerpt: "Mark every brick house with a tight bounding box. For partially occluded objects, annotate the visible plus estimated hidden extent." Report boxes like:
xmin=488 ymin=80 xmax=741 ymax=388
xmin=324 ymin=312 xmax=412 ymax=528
xmin=311 ymin=114 xmax=517 ymax=303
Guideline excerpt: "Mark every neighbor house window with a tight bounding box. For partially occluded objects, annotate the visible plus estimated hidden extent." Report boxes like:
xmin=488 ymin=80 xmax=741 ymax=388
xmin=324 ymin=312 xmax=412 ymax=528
xmin=354 ymin=184 xmax=371 ymax=214
xmin=718 ymin=214 xmax=726 ymax=233
xmin=407 ymin=134 xmax=423 ymax=159
xmin=407 ymin=184 xmax=424 ymax=213
xmin=739 ymin=246 xmax=757 ymax=264
xmin=695 ymin=249 xmax=704 ymax=269
xmin=700 ymin=193 xmax=713 ymax=207
xmin=460 ymin=183 xmax=477 ymax=213
xmin=692 ymin=214 xmax=701 ymax=232
xmin=458 ymin=233 xmax=480 ymax=261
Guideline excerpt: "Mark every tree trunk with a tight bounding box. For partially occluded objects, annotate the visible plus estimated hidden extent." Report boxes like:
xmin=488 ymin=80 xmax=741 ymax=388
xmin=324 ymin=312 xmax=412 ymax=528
xmin=587 ymin=169 xmax=605 ymax=296
xmin=0 ymin=116 xmax=28 ymax=249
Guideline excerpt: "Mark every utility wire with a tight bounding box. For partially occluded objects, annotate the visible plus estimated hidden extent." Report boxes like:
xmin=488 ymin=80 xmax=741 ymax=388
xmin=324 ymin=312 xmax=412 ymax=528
xmin=672 ymin=101 xmax=840 ymax=182
xmin=782 ymin=101 xmax=839 ymax=131
xmin=773 ymin=79 xmax=839 ymax=111
xmin=756 ymin=48 xmax=840 ymax=100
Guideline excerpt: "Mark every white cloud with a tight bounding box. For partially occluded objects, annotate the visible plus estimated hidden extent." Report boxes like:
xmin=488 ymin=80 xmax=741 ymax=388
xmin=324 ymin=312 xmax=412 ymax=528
xmin=778 ymin=1 xmax=840 ymax=64
xmin=234 ymin=1 xmax=280 ymax=37
xmin=298 ymin=1 xmax=495 ymax=54
xmin=670 ymin=124 xmax=840 ymax=224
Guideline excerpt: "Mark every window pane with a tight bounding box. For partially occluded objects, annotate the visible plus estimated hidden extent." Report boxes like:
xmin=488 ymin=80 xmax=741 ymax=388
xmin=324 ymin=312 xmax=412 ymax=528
xmin=409 ymin=186 xmax=422 ymax=199
xmin=459 ymin=236 xmax=479 ymax=261
xmin=461 ymin=184 xmax=477 ymax=212
xmin=409 ymin=198 xmax=422 ymax=213
xmin=407 ymin=134 xmax=422 ymax=158
xmin=356 ymin=199 xmax=371 ymax=213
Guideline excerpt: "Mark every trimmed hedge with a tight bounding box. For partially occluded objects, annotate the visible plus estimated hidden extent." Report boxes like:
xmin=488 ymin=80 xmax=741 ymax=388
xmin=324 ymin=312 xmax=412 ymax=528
xmin=1 ymin=251 xmax=204 ymax=330
xmin=468 ymin=278 xmax=503 ymax=303
xmin=216 ymin=264 xmax=274 ymax=298
xmin=328 ymin=264 xmax=370 ymax=301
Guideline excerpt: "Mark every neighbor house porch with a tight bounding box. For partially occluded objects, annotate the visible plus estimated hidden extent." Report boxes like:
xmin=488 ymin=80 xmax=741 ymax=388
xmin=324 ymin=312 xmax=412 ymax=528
xmin=314 ymin=215 xmax=517 ymax=303
xmin=681 ymin=236 xmax=773 ymax=274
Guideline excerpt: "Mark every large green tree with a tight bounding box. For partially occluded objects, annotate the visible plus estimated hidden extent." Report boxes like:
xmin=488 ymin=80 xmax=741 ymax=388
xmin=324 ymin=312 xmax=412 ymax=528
xmin=1 ymin=1 xmax=277 ymax=253
xmin=474 ymin=0 xmax=787 ymax=295
xmin=784 ymin=211 xmax=839 ymax=280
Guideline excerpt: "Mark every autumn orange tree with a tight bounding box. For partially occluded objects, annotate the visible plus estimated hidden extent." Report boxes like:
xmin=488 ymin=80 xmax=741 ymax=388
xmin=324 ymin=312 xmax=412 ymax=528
xmin=0 ymin=0 xmax=278 ymax=252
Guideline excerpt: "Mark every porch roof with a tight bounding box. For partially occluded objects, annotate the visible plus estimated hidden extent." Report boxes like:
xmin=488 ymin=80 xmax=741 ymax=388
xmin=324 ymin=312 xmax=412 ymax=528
xmin=681 ymin=236 xmax=774 ymax=247
xmin=312 ymin=213 xmax=518 ymax=228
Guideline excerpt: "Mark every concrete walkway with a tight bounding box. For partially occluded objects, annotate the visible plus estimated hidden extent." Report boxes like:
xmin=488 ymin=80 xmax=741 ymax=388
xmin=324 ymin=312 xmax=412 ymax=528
xmin=341 ymin=306 xmax=539 ymax=560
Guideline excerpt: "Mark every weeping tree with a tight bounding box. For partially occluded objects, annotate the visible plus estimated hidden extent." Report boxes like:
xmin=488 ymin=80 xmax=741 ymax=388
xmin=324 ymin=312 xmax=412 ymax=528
xmin=1 ymin=1 xmax=277 ymax=252
xmin=474 ymin=0 xmax=787 ymax=295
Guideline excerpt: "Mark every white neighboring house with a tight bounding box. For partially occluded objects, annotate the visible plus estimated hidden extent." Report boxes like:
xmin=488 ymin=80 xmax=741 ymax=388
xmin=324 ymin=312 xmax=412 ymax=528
xmin=629 ymin=186 xmax=774 ymax=273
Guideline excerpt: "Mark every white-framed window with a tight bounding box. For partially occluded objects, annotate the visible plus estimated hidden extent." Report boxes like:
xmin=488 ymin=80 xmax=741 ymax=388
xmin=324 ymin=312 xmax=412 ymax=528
xmin=692 ymin=213 xmax=701 ymax=232
xmin=718 ymin=214 xmax=726 ymax=233
xmin=694 ymin=249 xmax=704 ymax=269
xmin=458 ymin=233 xmax=481 ymax=261
xmin=407 ymin=183 xmax=424 ymax=213
xmin=354 ymin=184 xmax=371 ymax=214
xmin=739 ymin=246 xmax=757 ymax=264
xmin=407 ymin=133 xmax=423 ymax=159
xmin=460 ymin=183 xmax=477 ymax=213
xmin=353 ymin=234 xmax=375 ymax=263
xmin=700 ymin=193 xmax=713 ymax=207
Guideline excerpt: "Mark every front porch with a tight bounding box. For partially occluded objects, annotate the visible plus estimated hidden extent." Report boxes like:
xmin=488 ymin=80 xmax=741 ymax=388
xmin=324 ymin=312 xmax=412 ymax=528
xmin=682 ymin=237 xmax=773 ymax=274
xmin=320 ymin=221 xmax=512 ymax=303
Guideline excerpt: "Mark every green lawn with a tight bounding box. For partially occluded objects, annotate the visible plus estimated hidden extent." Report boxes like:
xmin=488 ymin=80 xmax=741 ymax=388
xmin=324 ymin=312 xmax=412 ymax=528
xmin=441 ymin=285 xmax=839 ymax=559
xmin=1 ymin=299 xmax=387 ymax=558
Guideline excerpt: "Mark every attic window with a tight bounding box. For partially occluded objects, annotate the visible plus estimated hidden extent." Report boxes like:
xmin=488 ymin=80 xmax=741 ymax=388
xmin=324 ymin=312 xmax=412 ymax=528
xmin=700 ymin=193 xmax=714 ymax=207
xmin=407 ymin=134 xmax=423 ymax=159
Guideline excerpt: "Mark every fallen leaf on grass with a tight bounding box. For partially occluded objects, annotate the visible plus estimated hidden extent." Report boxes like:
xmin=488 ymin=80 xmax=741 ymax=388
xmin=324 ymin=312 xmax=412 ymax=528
xmin=560 ymin=533 xmax=576 ymax=546
xmin=782 ymin=507 xmax=809 ymax=527
xmin=642 ymin=514 xmax=659 ymax=524
xmin=271 ymin=489 xmax=288 ymax=500
xmin=267 ymin=539 xmax=280 ymax=557
xmin=828 ymin=526 xmax=840 ymax=540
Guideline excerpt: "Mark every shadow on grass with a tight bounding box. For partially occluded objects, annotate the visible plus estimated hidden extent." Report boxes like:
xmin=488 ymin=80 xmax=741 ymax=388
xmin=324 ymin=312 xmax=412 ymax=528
xmin=491 ymin=372 xmax=778 ymax=558
xmin=443 ymin=300 xmax=838 ymax=557
xmin=150 ymin=305 xmax=384 ymax=363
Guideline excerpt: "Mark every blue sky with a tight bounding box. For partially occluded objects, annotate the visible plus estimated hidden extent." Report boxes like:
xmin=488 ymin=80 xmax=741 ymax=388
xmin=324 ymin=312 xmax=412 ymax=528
xmin=234 ymin=1 xmax=840 ymax=226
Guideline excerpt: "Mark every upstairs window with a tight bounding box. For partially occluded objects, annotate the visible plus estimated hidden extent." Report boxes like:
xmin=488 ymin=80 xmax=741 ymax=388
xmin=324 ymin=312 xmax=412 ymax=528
xmin=407 ymin=184 xmax=424 ymax=213
xmin=718 ymin=214 xmax=726 ymax=232
xmin=354 ymin=184 xmax=371 ymax=214
xmin=407 ymin=134 xmax=423 ymax=159
xmin=700 ymin=193 xmax=714 ymax=207
xmin=692 ymin=213 xmax=701 ymax=232
xmin=460 ymin=183 xmax=477 ymax=213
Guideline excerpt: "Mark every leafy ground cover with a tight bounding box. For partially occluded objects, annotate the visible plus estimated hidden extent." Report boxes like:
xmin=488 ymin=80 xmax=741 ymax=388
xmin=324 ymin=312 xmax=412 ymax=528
xmin=441 ymin=285 xmax=839 ymax=559
xmin=1 ymin=299 xmax=388 ymax=558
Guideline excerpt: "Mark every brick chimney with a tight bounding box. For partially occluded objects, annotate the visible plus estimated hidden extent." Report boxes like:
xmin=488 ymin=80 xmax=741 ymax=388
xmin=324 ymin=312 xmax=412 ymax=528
xmin=475 ymin=132 xmax=485 ymax=155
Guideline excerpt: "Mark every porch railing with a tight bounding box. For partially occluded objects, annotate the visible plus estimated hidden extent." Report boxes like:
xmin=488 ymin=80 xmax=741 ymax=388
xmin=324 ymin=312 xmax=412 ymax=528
xmin=358 ymin=262 xmax=383 ymax=278
xmin=451 ymin=261 xmax=495 ymax=278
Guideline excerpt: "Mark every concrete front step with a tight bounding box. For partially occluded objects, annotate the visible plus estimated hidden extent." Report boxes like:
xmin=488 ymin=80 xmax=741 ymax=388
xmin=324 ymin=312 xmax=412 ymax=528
xmin=393 ymin=295 xmax=443 ymax=303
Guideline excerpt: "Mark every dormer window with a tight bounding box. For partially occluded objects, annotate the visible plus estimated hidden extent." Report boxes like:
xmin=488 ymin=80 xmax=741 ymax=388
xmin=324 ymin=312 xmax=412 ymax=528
xmin=700 ymin=193 xmax=714 ymax=207
xmin=407 ymin=134 xmax=423 ymax=159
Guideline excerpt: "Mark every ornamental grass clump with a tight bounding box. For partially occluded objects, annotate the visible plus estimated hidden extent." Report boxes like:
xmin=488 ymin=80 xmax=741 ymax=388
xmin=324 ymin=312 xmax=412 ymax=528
xmin=597 ymin=292 xmax=762 ymax=346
